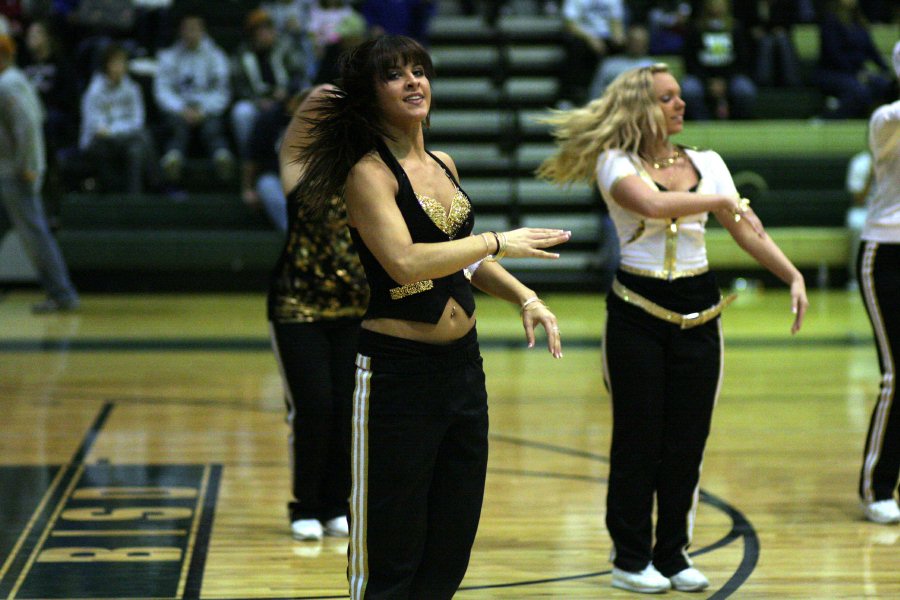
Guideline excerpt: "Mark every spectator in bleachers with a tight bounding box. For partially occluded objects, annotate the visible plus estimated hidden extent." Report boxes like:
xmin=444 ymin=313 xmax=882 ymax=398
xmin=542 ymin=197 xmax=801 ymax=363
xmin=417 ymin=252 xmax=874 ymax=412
xmin=589 ymin=23 xmax=654 ymax=98
xmin=230 ymin=9 xmax=305 ymax=165
xmin=734 ymin=0 xmax=802 ymax=87
xmin=309 ymin=0 xmax=355 ymax=53
xmin=360 ymin=0 xmax=436 ymax=45
xmin=79 ymin=43 xmax=158 ymax=194
xmin=560 ymin=0 xmax=626 ymax=106
xmin=815 ymin=0 xmax=893 ymax=119
xmin=153 ymin=12 xmax=233 ymax=183
xmin=0 ymin=34 xmax=80 ymax=313
xmin=260 ymin=0 xmax=316 ymax=83
xmin=20 ymin=19 xmax=78 ymax=212
xmin=311 ymin=6 xmax=367 ymax=85
xmin=240 ymin=99 xmax=291 ymax=233
xmin=645 ymin=1 xmax=692 ymax=55
xmin=20 ymin=20 xmax=79 ymax=151
xmin=681 ymin=0 xmax=756 ymax=120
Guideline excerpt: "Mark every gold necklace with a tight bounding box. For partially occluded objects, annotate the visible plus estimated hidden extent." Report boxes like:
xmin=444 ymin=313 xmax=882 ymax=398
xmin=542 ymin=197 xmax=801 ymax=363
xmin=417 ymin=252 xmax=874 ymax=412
xmin=649 ymin=149 xmax=681 ymax=169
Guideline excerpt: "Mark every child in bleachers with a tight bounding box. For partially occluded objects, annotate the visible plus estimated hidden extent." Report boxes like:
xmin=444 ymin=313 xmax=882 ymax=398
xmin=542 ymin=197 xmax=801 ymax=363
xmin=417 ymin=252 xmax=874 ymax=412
xmin=79 ymin=43 xmax=159 ymax=194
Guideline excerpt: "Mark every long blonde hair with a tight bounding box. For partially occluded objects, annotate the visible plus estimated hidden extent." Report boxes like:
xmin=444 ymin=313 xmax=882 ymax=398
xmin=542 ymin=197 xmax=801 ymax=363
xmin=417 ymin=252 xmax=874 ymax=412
xmin=536 ymin=63 xmax=670 ymax=185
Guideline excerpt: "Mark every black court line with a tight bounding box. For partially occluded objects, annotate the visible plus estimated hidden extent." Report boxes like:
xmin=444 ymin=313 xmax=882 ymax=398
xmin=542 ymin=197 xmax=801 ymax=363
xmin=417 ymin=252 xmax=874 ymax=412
xmin=183 ymin=465 xmax=224 ymax=599
xmin=0 ymin=334 xmax=872 ymax=353
xmin=0 ymin=403 xmax=112 ymax=598
xmin=207 ymin=436 xmax=757 ymax=600
xmin=697 ymin=491 xmax=760 ymax=599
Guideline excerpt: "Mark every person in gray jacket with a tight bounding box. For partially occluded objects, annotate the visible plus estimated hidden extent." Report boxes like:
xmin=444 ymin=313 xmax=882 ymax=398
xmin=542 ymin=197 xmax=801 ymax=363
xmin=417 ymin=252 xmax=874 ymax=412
xmin=153 ymin=12 xmax=234 ymax=183
xmin=80 ymin=44 xmax=159 ymax=194
xmin=0 ymin=34 xmax=79 ymax=313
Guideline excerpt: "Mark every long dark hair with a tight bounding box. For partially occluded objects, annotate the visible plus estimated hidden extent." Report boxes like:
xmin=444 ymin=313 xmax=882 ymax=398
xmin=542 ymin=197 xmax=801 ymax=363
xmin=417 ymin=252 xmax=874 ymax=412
xmin=291 ymin=35 xmax=435 ymax=215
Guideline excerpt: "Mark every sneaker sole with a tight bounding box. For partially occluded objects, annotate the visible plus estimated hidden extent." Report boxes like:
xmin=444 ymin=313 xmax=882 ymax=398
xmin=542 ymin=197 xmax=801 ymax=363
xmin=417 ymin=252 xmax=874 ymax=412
xmin=612 ymin=580 xmax=670 ymax=594
xmin=672 ymin=582 xmax=710 ymax=592
xmin=323 ymin=528 xmax=349 ymax=537
xmin=865 ymin=514 xmax=900 ymax=524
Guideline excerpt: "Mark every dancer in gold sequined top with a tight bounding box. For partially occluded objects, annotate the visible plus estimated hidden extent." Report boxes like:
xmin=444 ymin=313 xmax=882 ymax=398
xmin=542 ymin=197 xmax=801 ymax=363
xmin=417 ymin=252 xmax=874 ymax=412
xmin=267 ymin=84 xmax=368 ymax=543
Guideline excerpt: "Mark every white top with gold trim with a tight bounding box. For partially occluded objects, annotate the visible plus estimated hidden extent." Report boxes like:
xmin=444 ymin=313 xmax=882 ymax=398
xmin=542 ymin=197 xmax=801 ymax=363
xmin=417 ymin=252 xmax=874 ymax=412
xmin=862 ymin=99 xmax=900 ymax=243
xmin=596 ymin=147 xmax=737 ymax=280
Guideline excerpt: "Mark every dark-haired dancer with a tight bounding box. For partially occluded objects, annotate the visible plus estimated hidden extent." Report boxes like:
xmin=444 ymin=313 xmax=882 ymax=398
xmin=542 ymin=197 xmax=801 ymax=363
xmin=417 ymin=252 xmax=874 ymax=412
xmin=268 ymin=84 xmax=369 ymax=542
xmin=292 ymin=35 xmax=570 ymax=600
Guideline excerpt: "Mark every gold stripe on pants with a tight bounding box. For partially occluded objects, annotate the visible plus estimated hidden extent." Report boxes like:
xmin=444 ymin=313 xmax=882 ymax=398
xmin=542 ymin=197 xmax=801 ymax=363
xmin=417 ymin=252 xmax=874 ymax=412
xmin=350 ymin=354 xmax=372 ymax=600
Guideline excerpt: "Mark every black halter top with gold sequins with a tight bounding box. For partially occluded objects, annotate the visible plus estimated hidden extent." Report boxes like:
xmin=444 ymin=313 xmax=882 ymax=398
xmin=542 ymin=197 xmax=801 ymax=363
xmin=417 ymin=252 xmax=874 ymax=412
xmin=348 ymin=140 xmax=477 ymax=324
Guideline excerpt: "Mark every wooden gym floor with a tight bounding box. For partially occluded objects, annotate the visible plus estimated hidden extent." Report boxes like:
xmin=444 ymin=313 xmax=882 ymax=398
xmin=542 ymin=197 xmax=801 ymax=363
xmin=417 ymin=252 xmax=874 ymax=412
xmin=1 ymin=287 xmax=898 ymax=599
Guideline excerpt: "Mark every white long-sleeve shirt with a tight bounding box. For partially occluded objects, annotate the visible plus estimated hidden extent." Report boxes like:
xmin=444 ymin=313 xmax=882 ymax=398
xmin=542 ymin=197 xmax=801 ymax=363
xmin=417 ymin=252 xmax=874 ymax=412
xmin=862 ymin=98 xmax=900 ymax=243
xmin=79 ymin=73 xmax=145 ymax=149
xmin=153 ymin=37 xmax=231 ymax=116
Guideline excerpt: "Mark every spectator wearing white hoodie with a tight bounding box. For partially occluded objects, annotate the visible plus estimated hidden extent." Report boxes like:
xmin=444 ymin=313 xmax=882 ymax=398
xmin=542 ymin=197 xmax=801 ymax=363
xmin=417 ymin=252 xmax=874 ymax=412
xmin=153 ymin=12 xmax=233 ymax=183
xmin=80 ymin=44 xmax=159 ymax=194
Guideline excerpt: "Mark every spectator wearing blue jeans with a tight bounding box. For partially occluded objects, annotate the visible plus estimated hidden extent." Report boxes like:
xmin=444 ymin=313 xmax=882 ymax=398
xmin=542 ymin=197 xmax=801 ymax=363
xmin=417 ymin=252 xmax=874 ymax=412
xmin=80 ymin=44 xmax=159 ymax=193
xmin=230 ymin=9 xmax=306 ymax=164
xmin=241 ymin=101 xmax=291 ymax=232
xmin=815 ymin=0 xmax=892 ymax=119
xmin=0 ymin=35 xmax=79 ymax=313
xmin=153 ymin=13 xmax=233 ymax=183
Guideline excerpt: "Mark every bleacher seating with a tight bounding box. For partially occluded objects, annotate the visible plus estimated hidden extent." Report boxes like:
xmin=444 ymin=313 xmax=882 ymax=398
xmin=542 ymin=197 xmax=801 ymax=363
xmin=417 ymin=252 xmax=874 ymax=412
xmin=42 ymin=7 xmax=895 ymax=291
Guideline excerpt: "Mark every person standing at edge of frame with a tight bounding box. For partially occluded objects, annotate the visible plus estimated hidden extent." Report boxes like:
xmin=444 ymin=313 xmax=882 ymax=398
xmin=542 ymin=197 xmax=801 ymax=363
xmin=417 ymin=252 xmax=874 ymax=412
xmin=0 ymin=34 xmax=79 ymax=314
xmin=857 ymin=41 xmax=900 ymax=526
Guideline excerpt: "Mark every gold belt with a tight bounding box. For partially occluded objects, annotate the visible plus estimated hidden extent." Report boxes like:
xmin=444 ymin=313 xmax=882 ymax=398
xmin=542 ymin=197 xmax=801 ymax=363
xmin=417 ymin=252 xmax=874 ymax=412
xmin=611 ymin=279 xmax=736 ymax=329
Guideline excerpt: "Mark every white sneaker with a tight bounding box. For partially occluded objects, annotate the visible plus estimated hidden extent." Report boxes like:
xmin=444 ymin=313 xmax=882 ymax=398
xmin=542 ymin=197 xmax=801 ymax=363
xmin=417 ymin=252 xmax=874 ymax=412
xmin=291 ymin=518 xmax=323 ymax=541
xmin=863 ymin=499 xmax=900 ymax=524
xmin=323 ymin=516 xmax=350 ymax=537
xmin=670 ymin=567 xmax=709 ymax=592
xmin=611 ymin=564 xmax=671 ymax=594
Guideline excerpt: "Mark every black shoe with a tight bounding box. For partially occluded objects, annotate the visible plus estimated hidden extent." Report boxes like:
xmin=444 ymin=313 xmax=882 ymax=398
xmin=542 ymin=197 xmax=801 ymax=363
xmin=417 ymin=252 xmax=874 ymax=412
xmin=31 ymin=297 xmax=80 ymax=314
